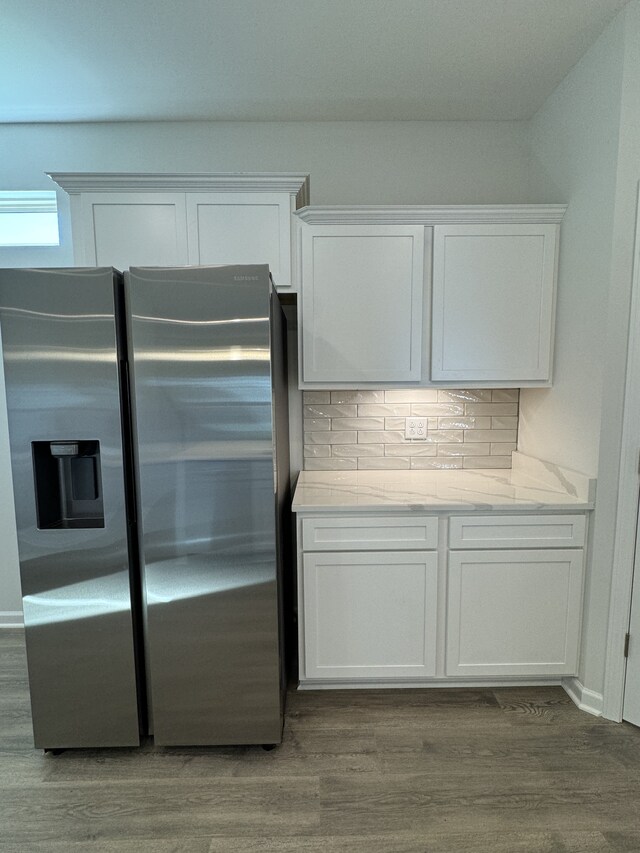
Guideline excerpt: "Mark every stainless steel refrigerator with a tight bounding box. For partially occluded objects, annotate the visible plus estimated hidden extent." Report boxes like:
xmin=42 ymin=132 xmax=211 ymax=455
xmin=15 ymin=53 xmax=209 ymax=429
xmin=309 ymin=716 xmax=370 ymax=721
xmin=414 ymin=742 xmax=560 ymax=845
xmin=0 ymin=264 xmax=289 ymax=749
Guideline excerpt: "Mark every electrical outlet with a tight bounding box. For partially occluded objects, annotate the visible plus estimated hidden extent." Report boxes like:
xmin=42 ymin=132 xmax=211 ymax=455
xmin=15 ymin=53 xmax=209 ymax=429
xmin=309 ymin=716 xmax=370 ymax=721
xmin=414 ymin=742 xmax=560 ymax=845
xmin=405 ymin=417 xmax=428 ymax=440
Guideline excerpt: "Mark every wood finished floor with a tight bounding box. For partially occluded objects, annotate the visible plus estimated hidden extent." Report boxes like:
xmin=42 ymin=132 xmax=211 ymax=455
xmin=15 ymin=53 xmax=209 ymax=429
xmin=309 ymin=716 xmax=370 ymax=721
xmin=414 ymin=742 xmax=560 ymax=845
xmin=1 ymin=628 xmax=640 ymax=852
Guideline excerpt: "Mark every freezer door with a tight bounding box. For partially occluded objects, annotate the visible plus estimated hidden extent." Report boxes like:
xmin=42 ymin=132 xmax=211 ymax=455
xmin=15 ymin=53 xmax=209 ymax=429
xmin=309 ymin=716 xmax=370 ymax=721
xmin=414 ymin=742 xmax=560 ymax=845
xmin=127 ymin=265 xmax=283 ymax=745
xmin=0 ymin=268 xmax=140 ymax=748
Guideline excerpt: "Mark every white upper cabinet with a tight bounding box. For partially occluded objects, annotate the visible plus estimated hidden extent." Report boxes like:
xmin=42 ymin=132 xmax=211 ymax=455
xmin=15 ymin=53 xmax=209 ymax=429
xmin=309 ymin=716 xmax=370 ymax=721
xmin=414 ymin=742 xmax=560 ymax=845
xmin=296 ymin=206 xmax=565 ymax=389
xmin=431 ymin=222 xmax=560 ymax=383
xmin=299 ymin=220 xmax=425 ymax=385
xmin=186 ymin=192 xmax=294 ymax=286
xmin=48 ymin=173 xmax=309 ymax=290
xmin=76 ymin=192 xmax=189 ymax=269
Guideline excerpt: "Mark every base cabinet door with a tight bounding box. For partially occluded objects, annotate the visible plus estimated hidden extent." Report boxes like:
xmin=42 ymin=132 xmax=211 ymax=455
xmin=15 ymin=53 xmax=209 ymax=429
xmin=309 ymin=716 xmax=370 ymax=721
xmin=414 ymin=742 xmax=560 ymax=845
xmin=446 ymin=549 xmax=584 ymax=677
xmin=302 ymin=551 xmax=438 ymax=680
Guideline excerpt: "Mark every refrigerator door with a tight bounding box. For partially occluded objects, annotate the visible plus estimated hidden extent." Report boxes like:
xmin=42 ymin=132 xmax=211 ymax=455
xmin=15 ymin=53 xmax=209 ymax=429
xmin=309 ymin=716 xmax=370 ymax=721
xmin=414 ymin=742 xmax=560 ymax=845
xmin=127 ymin=265 xmax=283 ymax=745
xmin=0 ymin=268 xmax=140 ymax=748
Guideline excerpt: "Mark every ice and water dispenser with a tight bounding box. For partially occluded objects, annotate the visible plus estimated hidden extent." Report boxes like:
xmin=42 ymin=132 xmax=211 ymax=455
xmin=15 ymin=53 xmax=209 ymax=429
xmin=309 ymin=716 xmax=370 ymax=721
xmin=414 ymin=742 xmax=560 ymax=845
xmin=32 ymin=440 xmax=105 ymax=529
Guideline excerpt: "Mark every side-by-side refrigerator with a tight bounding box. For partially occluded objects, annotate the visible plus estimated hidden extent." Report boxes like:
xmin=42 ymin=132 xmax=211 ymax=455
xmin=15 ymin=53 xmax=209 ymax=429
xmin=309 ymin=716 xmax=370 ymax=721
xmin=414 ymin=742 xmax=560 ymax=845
xmin=0 ymin=264 xmax=289 ymax=749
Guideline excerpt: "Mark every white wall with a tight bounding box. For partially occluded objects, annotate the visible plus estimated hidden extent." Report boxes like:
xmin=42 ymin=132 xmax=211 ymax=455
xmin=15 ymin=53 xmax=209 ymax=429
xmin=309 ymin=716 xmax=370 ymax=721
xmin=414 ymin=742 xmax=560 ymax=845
xmin=0 ymin=120 xmax=534 ymax=207
xmin=590 ymin=1 xmax=640 ymax=702
xmin=518 ymin=13 xmax=625 ymax=476
xmin=517 ymin=9 xmax=625 ymax=699
xmin=519 ymin=3 xmax=640 ymax=702
xmin=0 ymin=119 xmax=535 ymax=618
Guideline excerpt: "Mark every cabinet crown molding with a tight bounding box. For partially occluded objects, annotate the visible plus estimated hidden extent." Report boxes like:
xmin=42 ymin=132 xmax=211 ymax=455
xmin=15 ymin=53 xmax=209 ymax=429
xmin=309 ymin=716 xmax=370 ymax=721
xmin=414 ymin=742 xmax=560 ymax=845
xmin=47 ymin=172 xmax=310 ymax=203
xmin=295 ymin=204 xmax=567 ymax=224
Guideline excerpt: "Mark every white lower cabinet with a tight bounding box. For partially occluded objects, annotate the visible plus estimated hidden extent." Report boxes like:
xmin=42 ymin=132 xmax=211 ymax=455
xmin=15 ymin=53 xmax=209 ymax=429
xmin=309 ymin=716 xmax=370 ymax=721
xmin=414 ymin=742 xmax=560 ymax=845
xmin=445 ymin=549 xmax=584 ymax=677
xmin=302 ymin=550 xmax=438 ymax=680
xmin=297 ymin=510 xmax=587 ymax=686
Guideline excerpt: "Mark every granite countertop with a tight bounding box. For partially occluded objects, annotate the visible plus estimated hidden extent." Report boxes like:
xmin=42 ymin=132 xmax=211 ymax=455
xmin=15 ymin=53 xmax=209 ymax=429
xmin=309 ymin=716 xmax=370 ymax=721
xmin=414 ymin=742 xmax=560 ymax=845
xmin=292 ymin=452 xmax=596 ymax=513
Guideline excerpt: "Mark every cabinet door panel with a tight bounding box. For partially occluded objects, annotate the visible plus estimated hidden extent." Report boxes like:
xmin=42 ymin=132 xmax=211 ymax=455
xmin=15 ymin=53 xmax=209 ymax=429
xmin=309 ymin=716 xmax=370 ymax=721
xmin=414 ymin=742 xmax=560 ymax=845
xmin=446 ymin=549 xmax=583 ymax=676
xmin=186 ymin=193 xmax=292 ymax=288
xmin=303 ymin=551 xmax=437 ymax=679
xmin=431 ymin=224 xmax=557 ymax=382
xmin=79 ymin=193 xmax=188 ymax=268
xmin=301 ymin=226 xmax=424 ymax=383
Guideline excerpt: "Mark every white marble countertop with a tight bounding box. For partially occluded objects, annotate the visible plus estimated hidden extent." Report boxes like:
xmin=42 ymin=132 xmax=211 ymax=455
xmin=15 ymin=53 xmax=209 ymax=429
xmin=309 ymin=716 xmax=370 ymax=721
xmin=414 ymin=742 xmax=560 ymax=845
xmin=292 ymin=453 xmax=596 ymax=513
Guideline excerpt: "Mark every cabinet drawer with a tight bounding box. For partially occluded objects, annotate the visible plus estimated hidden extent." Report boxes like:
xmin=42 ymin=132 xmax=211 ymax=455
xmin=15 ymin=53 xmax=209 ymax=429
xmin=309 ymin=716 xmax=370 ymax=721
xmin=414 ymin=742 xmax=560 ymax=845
xmin=301 ymin=515 xmax=438 ymax=551
xmin=449 ymin=514 xmax=586 ymax=549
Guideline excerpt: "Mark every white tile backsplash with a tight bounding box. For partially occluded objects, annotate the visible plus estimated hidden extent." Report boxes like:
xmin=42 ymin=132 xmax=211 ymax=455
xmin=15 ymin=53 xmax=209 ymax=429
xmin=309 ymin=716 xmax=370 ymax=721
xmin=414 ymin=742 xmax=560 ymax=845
xmin=303 ymin=404 xmax=357 ymax=419
xmin=465 ymin=402 xmax=518 ymax=416
xmin=304 ymin=445 xmax=332 ymax=458
xmin=359 ymin=456 xmax=411 ymax=470
xmin=302 ymin=391 xmax=331 ymax=404
xmin=437 ymin=443 xmax=490 ymax=457
xmin=332 ymin=444 xmax=385 ymax=457
xmin=463 ymin=456 xmax=512 ymax=469
xmin=437 ymin=416 xmax=491 ymax=430
xmin=384 ymin=389 xmax=439 ymax=403
xmin=410 ymin=457 xmax=463 ymax=470
xmin=358 ymin=403 xmax=412 ymax=417
xmin=385 ymin=443 xmax=438 ymax=457
xmin=437 ymin=389 xmax=493 ymax=402
xmin=411 ymin=403 xmax=465 ymax=416
xmin=303 ymin=418 xmax=331 ymax=431
xmin=358 ymin=430 xmax=406 ymax=444
xmin=305 ymin=457 xmax=357 ymax=470
xmin=304 ymin=430 xmax=357 ymax=445
xmin=491 ymin=442 xmax=518 ymax=456
xmin=330 ymin=390 xmax=385 ymax=404
xmin=331 ymin=417 xmax=385 ymax=430
xmin=464 ymin=429 xmax=517 ymax=443
xmin=491 ymin=389 xmax=519 ymax=402
xmin=302 ymin=389 xmax=520 ymax=470
xmin=491 ymin=416 xmax=519 ymax=430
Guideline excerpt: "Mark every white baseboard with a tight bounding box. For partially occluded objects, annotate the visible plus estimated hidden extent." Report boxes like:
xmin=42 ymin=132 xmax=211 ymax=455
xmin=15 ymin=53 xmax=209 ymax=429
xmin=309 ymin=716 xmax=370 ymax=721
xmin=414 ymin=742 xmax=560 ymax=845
xmin=0 ymin=611 xmax=23 ymax=628
xmin=562 ymin=676 xmax=604 ymax=716
xmin=299 ymin=678 xmax=563 ymax=690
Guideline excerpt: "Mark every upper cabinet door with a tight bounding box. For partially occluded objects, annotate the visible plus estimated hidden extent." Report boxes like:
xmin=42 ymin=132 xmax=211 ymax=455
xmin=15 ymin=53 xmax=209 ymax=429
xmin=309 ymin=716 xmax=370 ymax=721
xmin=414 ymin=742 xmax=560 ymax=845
xmin=186 ymin=192 xmax=294 ymax=289
xmin=300 ymin=225 xmax=425 ymax=385
xmin=78 ymin=193 xmax=189 ymax=269
xmin=431 ymin=224 xmax=558 ymax=383
xmin=48 ymin=173 xmax=309 ymax=290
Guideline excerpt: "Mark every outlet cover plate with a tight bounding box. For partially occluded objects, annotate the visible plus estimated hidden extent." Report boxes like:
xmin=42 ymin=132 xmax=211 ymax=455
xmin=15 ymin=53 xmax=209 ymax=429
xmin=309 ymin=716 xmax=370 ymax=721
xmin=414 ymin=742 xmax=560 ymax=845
xmin=405 ymin=417 xmax=428 ymax=440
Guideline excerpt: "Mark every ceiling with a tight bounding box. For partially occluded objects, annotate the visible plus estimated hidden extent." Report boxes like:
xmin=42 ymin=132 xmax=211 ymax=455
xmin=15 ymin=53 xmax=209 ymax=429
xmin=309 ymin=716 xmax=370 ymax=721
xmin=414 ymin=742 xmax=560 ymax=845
xmin=0 ymin=0 xmax=630 ymax=124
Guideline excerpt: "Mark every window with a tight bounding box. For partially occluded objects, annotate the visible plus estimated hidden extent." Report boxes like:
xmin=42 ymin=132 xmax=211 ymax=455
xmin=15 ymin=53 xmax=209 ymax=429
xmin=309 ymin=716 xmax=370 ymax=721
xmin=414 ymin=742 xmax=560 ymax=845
xmin=0 ymin=191 xmax=60 ymax=247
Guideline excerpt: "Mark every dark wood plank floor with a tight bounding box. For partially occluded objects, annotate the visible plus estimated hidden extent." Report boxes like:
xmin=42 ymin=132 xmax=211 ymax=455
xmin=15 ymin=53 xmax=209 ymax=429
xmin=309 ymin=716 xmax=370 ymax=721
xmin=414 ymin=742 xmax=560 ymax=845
xmin=2 ymin=628 xmax=640 ymax=852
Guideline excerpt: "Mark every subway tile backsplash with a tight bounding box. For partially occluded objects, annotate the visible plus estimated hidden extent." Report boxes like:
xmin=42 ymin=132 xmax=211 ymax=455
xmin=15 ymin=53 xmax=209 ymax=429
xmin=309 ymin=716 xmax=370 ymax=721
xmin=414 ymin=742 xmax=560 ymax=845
xmin=302 ymin=389 xmax=519 ymax=470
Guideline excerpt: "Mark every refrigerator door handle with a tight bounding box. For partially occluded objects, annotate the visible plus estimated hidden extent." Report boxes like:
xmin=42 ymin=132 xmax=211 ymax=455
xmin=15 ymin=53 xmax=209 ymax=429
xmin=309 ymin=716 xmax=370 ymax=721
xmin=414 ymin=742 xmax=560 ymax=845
xmin=120 ymin=360 xmax=137 ymax=525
